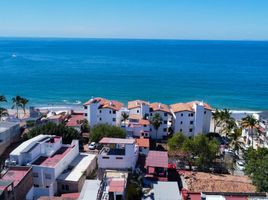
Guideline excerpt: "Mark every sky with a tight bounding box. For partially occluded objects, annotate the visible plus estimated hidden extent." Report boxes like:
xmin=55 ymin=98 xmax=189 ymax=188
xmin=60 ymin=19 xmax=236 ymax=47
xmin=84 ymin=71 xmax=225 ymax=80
xmin=0 ymin=0 xmax=268 ymax=40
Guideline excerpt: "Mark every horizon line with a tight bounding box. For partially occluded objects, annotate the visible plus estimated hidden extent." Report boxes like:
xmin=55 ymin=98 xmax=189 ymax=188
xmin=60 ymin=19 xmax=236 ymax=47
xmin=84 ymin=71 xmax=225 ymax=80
xmin=0 ymin=35 xmax=268 ymax=42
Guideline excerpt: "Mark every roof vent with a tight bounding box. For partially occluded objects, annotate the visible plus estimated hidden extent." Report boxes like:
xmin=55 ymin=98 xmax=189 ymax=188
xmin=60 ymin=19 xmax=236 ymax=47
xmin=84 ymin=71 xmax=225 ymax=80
xmin=158 ymin=103 xmax=161 ymax=109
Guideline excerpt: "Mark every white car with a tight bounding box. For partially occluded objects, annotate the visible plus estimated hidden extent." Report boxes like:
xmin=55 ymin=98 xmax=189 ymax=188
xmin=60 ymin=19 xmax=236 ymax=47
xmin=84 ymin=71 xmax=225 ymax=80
xmin=236 ymin=160 xmax=245 ymax=170
xmin=88 ymin=142 xmax=96 ymax=150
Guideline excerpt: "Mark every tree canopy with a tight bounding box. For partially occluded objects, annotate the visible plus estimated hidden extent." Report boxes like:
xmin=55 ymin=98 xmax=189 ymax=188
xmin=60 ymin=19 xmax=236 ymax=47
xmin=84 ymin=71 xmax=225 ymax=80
xmin=89 ymin=123 xmax=126 ymax=143
xmin=168 ymin=132 xmax=219 ymax=170
xmin=244 ymin=147 xmax=268 ymax=192
xmin=24 ymin=122 xmax=80 ymax=144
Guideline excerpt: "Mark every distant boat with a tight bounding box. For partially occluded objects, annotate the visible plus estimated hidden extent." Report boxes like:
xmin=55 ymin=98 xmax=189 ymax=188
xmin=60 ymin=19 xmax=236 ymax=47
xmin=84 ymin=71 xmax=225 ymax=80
xmin=12 ymin=54 xmax=16 ymax=58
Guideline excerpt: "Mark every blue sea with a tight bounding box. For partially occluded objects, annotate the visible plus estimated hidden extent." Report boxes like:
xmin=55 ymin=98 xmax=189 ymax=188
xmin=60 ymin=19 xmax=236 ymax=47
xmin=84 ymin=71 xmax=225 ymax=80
xmin=0 ymin=38 xmax=268 ymax=110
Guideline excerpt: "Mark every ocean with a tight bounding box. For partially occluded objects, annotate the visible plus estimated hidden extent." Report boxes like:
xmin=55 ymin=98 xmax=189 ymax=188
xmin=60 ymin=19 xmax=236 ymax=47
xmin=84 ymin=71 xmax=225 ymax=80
xmin=0 ymin=38 xmax=268 ymax=110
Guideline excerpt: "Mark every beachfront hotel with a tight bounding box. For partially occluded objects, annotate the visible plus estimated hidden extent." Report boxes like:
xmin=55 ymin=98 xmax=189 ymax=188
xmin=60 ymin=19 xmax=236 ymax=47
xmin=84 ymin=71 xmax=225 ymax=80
xmin=83 ymin=97 xmax=125 ymax=127
xmin=170 ymin=101 xmax=212 ymax=136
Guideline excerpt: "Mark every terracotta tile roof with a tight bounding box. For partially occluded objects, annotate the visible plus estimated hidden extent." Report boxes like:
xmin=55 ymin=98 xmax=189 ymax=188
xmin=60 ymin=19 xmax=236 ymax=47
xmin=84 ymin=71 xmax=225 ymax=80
xmin=129 ymin=114 xmax=142 ymax=120
xmin=84 ymin=97 xmax=123 ymax=111
xmin=136 ymin=138 xmax=150 ymax=148
xmin=150 ymin=103 xmax=171 ymax=113
xmin=128 ymin=100 xmax=149 ymax=109
xmin=138 ymin=119 xmax=150 ymax=125
xmin=145 ymin=151 xmax=168 ymax=168
xmin=170 ymin=101 xmax=212 ymax=113
xmin=180 ymin=171 xmax=256 ymax=193
xmin=66 ymin=114 xmax=84 ymax=127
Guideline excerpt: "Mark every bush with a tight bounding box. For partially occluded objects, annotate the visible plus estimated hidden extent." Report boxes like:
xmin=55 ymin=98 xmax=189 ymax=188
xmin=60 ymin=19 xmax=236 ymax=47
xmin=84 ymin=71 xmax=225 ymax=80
xmin=89 ymin=124 xmax=126 ymax=143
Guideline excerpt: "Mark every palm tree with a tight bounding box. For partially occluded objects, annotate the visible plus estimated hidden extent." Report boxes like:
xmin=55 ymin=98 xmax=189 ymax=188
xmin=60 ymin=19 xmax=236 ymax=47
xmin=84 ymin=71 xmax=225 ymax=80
xmin=213 ymin=109 xmax=233 ymax=134
xmin=229 ymin=128 xmax=243 ymax=155
xmin=150 ymin=113 xmax=163 ymax=141
xmin=12 ymin=96 xmax=22 ymax=118
xmin=20 ymin=97 xmax=29 ymax=116
xmin=121 ymin=112 xmax=129 ymax=125
xmin=0 ymin=107 xmax=8 ymax=121
xmin=241 ymin=115 xmax=259 ymax=147
xmin=222 ymin=117 xmax=237 ymax=136
xmin=0 ymin=95 xmax=7 ymax=103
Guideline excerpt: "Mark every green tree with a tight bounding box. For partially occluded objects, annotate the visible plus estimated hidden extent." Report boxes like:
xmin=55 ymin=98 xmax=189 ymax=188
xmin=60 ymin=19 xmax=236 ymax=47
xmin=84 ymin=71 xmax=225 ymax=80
xmin=24 ymin=122 xmax=80 ymax=144
xmin=121 ymin=112 xmax=129 ymax=125
xmin=244 ymin=147 xmax=268 ymax=192
xmin=150 ymin=113 xmax=163 ymax=141
xmin=80 ymin=119 xmax=90 ymax=133
xmin=20 ymin=97 xmax=29 ymax=116
xmin=241 ymin=115 xmax=259 ymax=147
xmin=213 ymin=109 xmax=234 ymax=134
xmin=12 ymin=96 xmax=23 ymax=118
xmin=168 ymin=133 xmax=219 ymax=171
xmin=89 ymin=124 xmax=126 ymax=143
xmin=229 ymin=128 xmax=243 ymax=155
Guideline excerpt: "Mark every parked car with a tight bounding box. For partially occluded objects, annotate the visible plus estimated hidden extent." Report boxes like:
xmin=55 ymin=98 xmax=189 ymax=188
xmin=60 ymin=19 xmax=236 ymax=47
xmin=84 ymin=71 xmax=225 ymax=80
xmin=88 ymin=142 xmax=96 ymax=150
xmin=236 ymin=160 xmax=245 ymax=170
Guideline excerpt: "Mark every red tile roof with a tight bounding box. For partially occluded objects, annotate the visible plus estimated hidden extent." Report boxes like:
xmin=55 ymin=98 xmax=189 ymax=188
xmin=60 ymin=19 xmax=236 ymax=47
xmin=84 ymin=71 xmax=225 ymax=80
xmin=1 ymin=167 xmax=31 ymax=187
xmin=99 ymin=137 xmax=135 ymax=144
xmin=136 ymin=138 xmax=150 ymax=148
xmin=145 ymin=151 xmax=168 ymax=168
xmin=66 ymin=114 xmax=84 ymax=127
xmin=150 ymin=103 xmax=171 ymax=113
xmin=170 ymin=101 xmax=212 ymax=113
xmin=108 ymin=180 xmax=125 ymax=193
xmin=32 ymin=146 xmax=73 ymax=167
xmin=128 ymin=100 xmax=149 ymax=109
xmin=61 ymin=193 xmax=80 ymax=198
xmin=84 ymin=97 xmax=123 ymax=111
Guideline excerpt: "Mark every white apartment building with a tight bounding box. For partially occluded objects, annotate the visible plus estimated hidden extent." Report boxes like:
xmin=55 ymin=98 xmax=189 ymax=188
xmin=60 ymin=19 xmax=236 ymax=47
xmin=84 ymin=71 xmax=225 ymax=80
xmin=9 ymin=135 xmax=79 ymax=200
xmin=84 ymin=97 xmax=124 ymax=127
xmin=149 ymin=103 xmax=172 ymax=140
xmin=98 ymin=137 xmax=138 ymax=171
xmin=170 ymin=101 xmax=212 ymax=137
xmin=125 ymin=114 xmax=150 ymax=138
xmin=128 ymin=100 xmax=150 ymax=119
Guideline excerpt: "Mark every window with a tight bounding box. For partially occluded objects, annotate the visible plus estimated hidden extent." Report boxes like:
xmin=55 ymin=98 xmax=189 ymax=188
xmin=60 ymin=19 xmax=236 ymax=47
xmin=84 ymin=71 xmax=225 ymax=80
xmin=143 ymin=125 xmax=147 ymax=127
xmin=34 ymin=184 xmax=39 ymax=187
xmin=164 ymin=120 xmax=167 ymax=124
xmin=150 ymin=113 xmax=153 ymax=116
xmin=150 ymin=128 xmax=152 ymax=131
xmin=113 ymin=118 xmax=116 ymax=122
xmin=116 ymin=157 xmax=123 ymax=159
xmin=163 ymin=128 xmax=167 ymax=132
xmin=99 ymin=117 xmax=102 ymax=121
xmin=164 ymin=113 xmax=167 ymax=117
xmin=84 ymin=113 xmax=88 ymax=117
xmin=180 ymin=129 xmax=182 ymax=132
xmin=204 ymin=111 xmax=206 ymax=114
xmin=84 ymin=106 xmax=87 ymax=109
xmin=191 ymin=113 xmax=194 ymax=117
xmin=180 ymin=121 xmax=183 ymax=124
xmin=189 ymin=128 xmax=193 ymax=132
xmin=113 ymin=110 xmax=116 ymax=114
xmin=33 ymin=173 xmax=38 ymax=178
xmin=190 ymin=121 xmax=194 ymax=125
xmin=99 ymin=110 xmax=102 ymax=113
xmin=45 ymin=173 xmax=51 ymax=179
xmin=181 ymin=113 xmax=183 ymax=117
xmin=66 ymin=185 xmax=69 ymax=191
xmin=62 ymin=185 xmax=65 ymax=190
xmin=188 ymin=113 xmax=190 ymax=117
xmin=109 ymin=110 xmax=111 ymax=114
xmin=46 ymin=186 xmax=49 ymax=188
xmin=103 ymin=157 xmax=110 ymax=159
xmin=137 ymin=110 xmax=140 ymax=113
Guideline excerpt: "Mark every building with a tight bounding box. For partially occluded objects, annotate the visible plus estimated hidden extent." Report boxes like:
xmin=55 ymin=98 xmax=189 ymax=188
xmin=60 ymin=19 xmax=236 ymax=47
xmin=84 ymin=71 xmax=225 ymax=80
xmin=128 ymin=100 xmax=150 ymax=118
xmin=145 ymin=151 xmax=168 ymax=181
xmin=66 ymin=112 xmax=85 ymax=132
xmin=136 ymin=138 xmax=150 ymax=155
xmin=0 ymin=121 xmax=20 ymax=156
xmin=149 ymin=103 xmax=172 ymax=140
xmin=125 ymin=114 xmax=150 ymax=138
xmin=9 ymin=135 xmax=79 ymax=199
xmin=0 ymin=166 xmax=32 ymax=200
xmin=99 ymin=170 xmax=128 ymax=200
xmin=84 ymin=97 xmax=124 ymax=127
xmin=57 ymin=153 xmax=97 ymax=194
xmin=170 ymin=101 xmax=212 ymax=137
xmin=153 ymin=181 xmax=181 ymax=200
xmin=98 ymin=137 xmax=138 ymax=171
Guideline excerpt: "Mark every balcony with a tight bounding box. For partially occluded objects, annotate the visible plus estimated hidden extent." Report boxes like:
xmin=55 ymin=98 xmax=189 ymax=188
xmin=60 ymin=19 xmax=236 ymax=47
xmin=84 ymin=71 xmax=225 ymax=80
xmin=100 ymin=147 xmax=125 ymax=156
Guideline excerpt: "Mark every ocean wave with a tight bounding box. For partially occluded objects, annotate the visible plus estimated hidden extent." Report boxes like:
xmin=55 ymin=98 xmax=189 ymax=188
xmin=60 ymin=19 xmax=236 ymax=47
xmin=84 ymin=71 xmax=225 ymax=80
xmin=62 ymin=99 xmax=81 ymax=105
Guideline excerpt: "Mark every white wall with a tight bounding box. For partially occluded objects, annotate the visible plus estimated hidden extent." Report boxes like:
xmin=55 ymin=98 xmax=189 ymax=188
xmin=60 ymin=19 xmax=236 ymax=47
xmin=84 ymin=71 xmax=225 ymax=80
xmin=150 ymin=111 xmax=171 ymax=139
